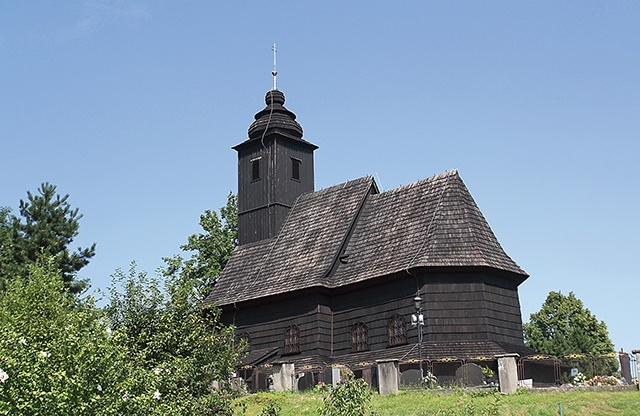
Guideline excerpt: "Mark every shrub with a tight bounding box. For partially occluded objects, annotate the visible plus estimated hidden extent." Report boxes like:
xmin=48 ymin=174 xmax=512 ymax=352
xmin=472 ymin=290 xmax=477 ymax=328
xmin=0 ymin=261 xmax=241 ymax=415
xmin=319 ymin=375 xmax=372 ymax=416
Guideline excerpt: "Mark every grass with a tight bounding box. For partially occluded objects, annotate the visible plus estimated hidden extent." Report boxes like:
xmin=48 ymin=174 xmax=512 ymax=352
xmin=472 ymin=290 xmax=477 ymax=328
xmin=232 ymin=388 xmax=640 ymax=416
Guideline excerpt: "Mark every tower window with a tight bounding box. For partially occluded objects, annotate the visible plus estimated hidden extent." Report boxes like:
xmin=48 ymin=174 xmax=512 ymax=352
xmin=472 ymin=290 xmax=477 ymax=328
xmin=291 ymin=158 xmax=301 ymax=181
xmin=251 ymin=158 xmax=261 ymax=181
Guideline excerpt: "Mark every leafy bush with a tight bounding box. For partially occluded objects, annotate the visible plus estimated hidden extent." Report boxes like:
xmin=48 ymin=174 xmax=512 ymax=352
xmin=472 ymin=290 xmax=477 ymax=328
xmin=0 ymin=261 xmax=241 ymax=415
xmin=0 ymin=262 xmax=137 ymax=414
xmin=319 ymin=375 xmax=372 ymax=416
xmin=259 ymin=399 xmax=282 ymax=416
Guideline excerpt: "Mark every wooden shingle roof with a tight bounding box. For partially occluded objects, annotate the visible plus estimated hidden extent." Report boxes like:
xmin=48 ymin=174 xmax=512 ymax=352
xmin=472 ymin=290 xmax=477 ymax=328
xmin=205 ymin=170 xmax=527 ymax=307
xmin=329 ymin=170 xmax=526 ymax=287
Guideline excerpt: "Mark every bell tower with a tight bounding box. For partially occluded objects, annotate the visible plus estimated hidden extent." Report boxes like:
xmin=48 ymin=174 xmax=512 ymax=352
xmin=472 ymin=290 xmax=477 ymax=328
xmin=234 ymin=89 xmax=318 ymax=245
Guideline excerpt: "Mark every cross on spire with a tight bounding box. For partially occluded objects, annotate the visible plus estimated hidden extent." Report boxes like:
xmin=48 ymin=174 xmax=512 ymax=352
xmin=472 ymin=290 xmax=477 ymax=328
xmin=272 ymin=43 xmax=278 ymax=90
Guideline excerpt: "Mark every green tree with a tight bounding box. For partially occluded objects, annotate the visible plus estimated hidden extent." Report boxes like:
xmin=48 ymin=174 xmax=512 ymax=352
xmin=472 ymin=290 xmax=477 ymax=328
xmin=107 ymin=263 xmax=241 ymax=415
xmin=0 ymin=183 xmax=95 ymax=294
xmin=524 ymin=291 xmax=617 ymax=377
xmin=0 ymin=261 xmax=142 ymax=415
xmin=163 ymin=192 xmax=237 ymax=302
xmin=0 ymin=259 xmax=242 ymax=415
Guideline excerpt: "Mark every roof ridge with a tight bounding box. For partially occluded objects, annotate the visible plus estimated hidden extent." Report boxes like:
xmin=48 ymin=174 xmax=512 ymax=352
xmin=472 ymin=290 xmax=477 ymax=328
xmin=377 ymin=169 xmax=458 ymax=196
xmin=307 ymin=176 xmax=374 ymax=198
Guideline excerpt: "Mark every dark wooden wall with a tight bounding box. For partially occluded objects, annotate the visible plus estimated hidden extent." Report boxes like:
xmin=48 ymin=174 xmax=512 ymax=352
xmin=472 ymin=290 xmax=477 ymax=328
xmin=222 ymin=290 xmax=332 ymax=360
xmin=236 ymin=136 xmax=315 ymax=245
xmin=417 ymin=269 xmax=524 ymax=345
xmin=221 ymin=268 xmax=525 ymax=364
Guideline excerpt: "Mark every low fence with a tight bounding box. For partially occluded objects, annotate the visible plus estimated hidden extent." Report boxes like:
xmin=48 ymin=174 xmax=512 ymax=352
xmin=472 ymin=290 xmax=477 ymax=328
xmin=237 ymin=351 xmax=637 ymax=392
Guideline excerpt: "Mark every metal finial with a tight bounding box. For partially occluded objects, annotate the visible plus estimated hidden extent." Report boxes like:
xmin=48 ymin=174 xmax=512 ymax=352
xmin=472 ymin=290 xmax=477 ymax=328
xmin=271 ymin=43 xmax=278 ymax=90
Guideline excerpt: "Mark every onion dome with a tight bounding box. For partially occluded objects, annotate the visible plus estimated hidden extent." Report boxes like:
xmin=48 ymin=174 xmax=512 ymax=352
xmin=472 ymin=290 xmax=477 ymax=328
xmin=248 ymin=90 xmax=304 ymax=140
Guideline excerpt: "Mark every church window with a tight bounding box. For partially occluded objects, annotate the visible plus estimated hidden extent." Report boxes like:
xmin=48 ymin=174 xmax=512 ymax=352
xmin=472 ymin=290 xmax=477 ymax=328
xmin=387 ymin=314 xmax=408 ymax=347
xmin=291 ymin=158 xmax=301 ymax=181
xmin=251 ymin=158 xmax=261 ymax=181
xmin=351 ymin=322 xmax=369 ymax=352
xmin=283 ymin=324 xmax=300 ymax=355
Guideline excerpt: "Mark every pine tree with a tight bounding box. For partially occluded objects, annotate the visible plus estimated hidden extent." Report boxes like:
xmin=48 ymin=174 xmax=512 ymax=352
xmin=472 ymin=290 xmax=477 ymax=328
xmin=0 ymin=183 xmax=95 ymax=294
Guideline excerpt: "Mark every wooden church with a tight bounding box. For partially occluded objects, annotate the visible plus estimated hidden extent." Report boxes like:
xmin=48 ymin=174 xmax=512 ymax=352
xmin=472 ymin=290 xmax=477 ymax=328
xmin=205 ymin=88 xmax=534 ymax=390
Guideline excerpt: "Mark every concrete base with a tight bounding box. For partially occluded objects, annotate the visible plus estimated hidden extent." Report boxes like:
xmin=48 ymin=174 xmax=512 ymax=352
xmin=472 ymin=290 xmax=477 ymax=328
xmin=496 ymin=353 xmax=519 ymax=394
xmin=376 ymin=360 xmax=399 ymax=396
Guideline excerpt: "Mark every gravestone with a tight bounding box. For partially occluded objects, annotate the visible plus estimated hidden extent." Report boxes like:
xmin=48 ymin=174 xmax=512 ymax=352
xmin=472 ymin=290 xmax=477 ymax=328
xmin=496 ymin=353 xmax=519 ymax=394
xmin=331 ymin=366 xmax=341 ymax=388
xmin=619 ymin=349 xmax=632 ymax=383
xmin=632 ymin=350 xmax=640 ymax=389
xmin=400 ymin=369 xmax=423 ymax=387
xmin=376 ymin=360 xmax=399 ymax=395
xmin=455 ymin=363 xmax=484 ymax=387
xmin=272 ymin=362 xmax=295 ymax=392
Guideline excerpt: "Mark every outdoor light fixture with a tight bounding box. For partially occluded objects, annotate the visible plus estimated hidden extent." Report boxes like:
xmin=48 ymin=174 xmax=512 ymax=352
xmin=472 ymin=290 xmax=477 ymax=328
xmin=413 ymin=295 xmax=422 ymax=312
xmin=411 ymin=293 xmax=424 ymax=382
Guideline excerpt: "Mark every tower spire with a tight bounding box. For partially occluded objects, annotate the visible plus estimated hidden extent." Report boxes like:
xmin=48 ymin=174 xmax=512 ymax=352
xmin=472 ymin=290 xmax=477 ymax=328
xmin=272 ymin=43 xmax=278 ymax=90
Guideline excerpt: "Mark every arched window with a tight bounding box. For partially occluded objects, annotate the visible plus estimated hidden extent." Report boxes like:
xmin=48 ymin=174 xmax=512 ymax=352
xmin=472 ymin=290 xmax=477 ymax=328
xmin=387 ymin=314 xmax=408 ymax=347
xmin=283 ymin=325 xmax=300 ymax=355
xmin=351 ymin=322 xmax=369 ymax=352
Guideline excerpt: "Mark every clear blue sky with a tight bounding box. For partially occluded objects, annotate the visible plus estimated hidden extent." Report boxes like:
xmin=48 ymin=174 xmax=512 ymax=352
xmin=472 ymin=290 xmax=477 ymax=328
xmin=2 ymin=2 xmax=638 ymax=353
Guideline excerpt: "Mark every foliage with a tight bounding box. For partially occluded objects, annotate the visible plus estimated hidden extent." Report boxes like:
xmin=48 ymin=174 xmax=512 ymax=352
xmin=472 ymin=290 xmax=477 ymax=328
xmin=0 ymin=257 xmax=242 ymax=415
xmin=523 ymin=291 xmax=617 ymax=377
xmin=0 ymin=183 xmax=95 ymax=294
xmin=313 ymin=381 xmax=329 ymax=393
xmin=258 ymin=399 xmax=282 ymax=416
xmin=0 ymin=207 xmax=15 ymax=287
xmin=0 ymin=261 xmax=139 ymax=415
xmin=163 ymin=192 xmax=237 ymax=302
xmin=106 ymin=262 xmax=242 ymax=415
xmin=481 ymin=366 xmax=494 ymax=380
xmin=319 ymin=375 xmax=372 ymax=416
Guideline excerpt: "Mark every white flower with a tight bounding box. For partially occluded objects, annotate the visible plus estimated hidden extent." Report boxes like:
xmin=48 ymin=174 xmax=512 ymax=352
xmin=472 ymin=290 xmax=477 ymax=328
xmin=153 ymin=367 xmax=162 ymax=376
xmin=106 ymin=327 xmax=113 ymax=337
xmin=19 ymin=338 xmax=27 ymax=345
xmin=152 ymin=390 xmax=161 ymax=400
xmin=40 ymin=351 xmax=51 ymax=359
xmin=122 ymin=394 xmax=128 ymax=402
xmin=0 ymin=369 xmax=8 ymax=383
xmin=97 ymin=384 xmax=102 ymax=392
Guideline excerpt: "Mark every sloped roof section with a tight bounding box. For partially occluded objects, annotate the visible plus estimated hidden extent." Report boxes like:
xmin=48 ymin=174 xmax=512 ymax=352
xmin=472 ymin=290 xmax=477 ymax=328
xmin=329 ymin=170 xmax=526 ymax=286
xmin=205 ymin=238 xmax=274 ymax=306
xmin=205 ymin=176 xmax=375 ymax=306
xmin=206 ymin=170 xmax=527 ymax=307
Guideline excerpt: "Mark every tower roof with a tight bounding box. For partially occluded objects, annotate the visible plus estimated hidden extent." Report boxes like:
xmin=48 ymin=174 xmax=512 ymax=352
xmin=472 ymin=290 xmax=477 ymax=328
xmin=234 ymin=90 xmax=317 ymax=151
xmin=248 ymin=90 xmax=302 ymax=140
